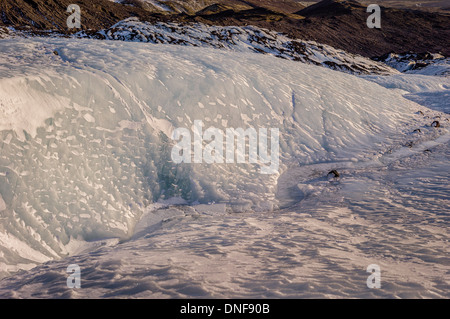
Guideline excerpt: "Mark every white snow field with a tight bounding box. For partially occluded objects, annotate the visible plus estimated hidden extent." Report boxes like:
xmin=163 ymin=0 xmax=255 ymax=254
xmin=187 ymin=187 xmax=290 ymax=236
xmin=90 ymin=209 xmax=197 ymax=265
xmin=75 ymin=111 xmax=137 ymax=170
xmin=0 ymin=37 xmax=448 ymax=298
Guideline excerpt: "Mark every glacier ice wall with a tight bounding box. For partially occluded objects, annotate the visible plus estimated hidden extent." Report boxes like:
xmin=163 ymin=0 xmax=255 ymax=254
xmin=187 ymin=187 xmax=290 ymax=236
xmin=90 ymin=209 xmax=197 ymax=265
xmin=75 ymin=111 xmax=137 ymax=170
xmin=0 ymin=38 xmax=421 ymax=275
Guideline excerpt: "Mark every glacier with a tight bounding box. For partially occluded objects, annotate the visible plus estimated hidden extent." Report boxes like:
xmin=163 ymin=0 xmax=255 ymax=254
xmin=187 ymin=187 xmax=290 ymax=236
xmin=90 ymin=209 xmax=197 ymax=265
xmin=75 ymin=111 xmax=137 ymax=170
xmin=0 ymin=36 xmax=448 ymax=298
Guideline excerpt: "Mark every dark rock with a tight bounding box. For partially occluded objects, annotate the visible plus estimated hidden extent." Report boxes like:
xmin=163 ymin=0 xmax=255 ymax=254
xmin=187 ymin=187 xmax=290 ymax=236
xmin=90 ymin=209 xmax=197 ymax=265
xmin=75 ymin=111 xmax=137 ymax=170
xmin=327 ymin=170 xmax=340 ymax=178
xmin=431 ymin=121 xmax=441 ymax=128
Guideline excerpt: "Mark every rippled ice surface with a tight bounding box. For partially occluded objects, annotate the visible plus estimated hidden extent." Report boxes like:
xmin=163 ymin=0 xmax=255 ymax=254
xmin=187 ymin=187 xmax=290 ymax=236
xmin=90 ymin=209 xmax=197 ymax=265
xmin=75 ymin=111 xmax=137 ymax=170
xmin=0 ymin=134 xmax=448 ymax=298
xmin=0 ymin=38 xmax=448 ymax=298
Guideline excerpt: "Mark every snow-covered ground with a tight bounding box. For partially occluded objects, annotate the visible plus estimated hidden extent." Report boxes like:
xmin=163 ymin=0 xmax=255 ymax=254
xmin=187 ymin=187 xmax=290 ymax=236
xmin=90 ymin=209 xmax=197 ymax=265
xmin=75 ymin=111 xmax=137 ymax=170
xmin=0 ymin=36 xmax=448 ymax=298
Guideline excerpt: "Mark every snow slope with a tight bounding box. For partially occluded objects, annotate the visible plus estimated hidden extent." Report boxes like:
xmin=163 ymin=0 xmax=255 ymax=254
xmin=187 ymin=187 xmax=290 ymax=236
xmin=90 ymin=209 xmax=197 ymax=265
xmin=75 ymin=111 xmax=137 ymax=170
xmin=0 ymin=37 xmax=448 ymax=294
xmin=362 ymin=73 xmax=450 ymax=114
xmin=375 ymin=52 xmax=450 ymax=76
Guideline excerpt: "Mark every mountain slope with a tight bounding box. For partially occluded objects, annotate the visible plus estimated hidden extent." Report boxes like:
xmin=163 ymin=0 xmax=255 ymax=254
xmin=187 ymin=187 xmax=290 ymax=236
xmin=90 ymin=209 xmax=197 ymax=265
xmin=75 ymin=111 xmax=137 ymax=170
xmin=290 ymin=0 xmax=450 ymax=57
xmin=0 ymin=0 xmax=146 ymax=30
xmin=0 ymin=0 xmax=304 ymax=29
xmin=295 ymin=0 xmax=364 ymax=17
xmin=120 ymin=0 xmax=306 ymax=14
xmin=1 ymin=0 xmax=448 ymax=57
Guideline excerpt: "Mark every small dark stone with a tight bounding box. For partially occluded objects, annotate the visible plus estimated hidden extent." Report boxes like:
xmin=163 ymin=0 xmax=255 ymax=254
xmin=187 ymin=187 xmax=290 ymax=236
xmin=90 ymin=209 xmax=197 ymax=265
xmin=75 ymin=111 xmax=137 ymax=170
xmin=53 ymin=50 xmax=59 ymax=55
xmin=416 ymin=111 xmax=424 ymax=116
xmin=431 ymin=121 xmax=440 ymax=128
xmin=327 ymin=170 xmax=340 ymax=178
xmin=424 ymin=149 xmax=432 ymax=153
xmin=413 ymin=129 xmax=421 ymax=133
